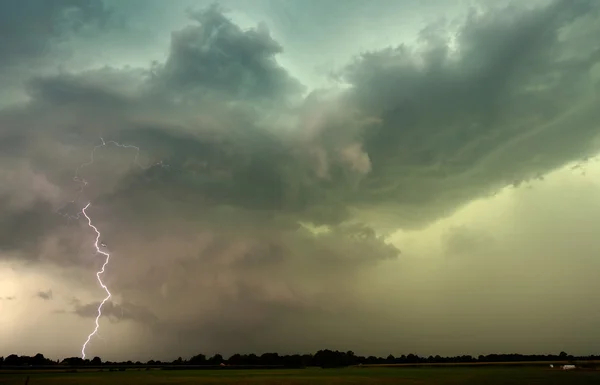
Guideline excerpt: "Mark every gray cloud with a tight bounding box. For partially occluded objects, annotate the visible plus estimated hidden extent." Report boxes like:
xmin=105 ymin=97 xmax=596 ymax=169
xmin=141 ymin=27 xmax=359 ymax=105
xmin=150 ymin=3 xmax=304 ymax=104
xmin=8 ymin=1 xmax=597 ymax=231
xmin=1 ymin=0 xmax=600 ymax=359
xmin=36 ymin=289 xmax=53 ymax=300
xmin=0 ymin=201 xmax=64 ymax=253
xmin=338 ymin=0 xmax=600 ymax=227
xmin=72 ymin=299 xmax=158 ymax=325
xmin=442 ymin=226 xmax=496 ymax=257
xmin=0 ymin=0 xmax=110 ymax=69
xmin=0 ymin=0 xmax=113 ymax=107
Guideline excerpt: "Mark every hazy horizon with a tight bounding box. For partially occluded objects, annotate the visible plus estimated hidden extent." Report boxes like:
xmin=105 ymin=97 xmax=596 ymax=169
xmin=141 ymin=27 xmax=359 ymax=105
xmin=0 ymin=349 xmax=588 ymax=363
xmin=1 ymin=0 xmax=600 ymax=362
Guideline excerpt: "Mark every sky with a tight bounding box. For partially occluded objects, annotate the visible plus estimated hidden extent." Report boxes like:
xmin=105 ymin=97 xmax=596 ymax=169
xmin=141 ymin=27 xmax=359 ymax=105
xmin=1 ymin=0 xmax=600 ymax=362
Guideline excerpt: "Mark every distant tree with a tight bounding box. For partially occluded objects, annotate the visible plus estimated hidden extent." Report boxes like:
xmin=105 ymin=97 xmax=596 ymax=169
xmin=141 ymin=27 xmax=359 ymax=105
xmin=281 ymin=354 xmax=306 ymax=368
xmin=366 ymin=355 xmax=378 ymax=365
xmin=314 ymin=349 xmax=360 ymax=368
xmin=344 ymin=351 xmax=358 ymax=366
xmin=260 ymin=353 xmax=280 ymax=366
xmin=226 ymin=354 xmax=242 ymax=365
xmin=246 ymin=353 xmax=259 ymax=365
xmin=10 ymin=348 xmax=600 ymax=369
xmin=61 ymin=357 xmax=84 ymax=366
xmin=189 ymin=354 xmax=207 ymax=365
xmin=207 ymin=354 xmax=223 ymax=365
xmin=314 ymin=350 xmax=338 ymax=368
xmin=5 ymin=355 xmax=21 ymax=366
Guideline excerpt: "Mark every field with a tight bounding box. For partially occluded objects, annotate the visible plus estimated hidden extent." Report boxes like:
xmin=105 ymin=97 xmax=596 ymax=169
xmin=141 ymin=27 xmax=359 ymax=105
xmin=2 ymin=366 xmax=600 ymax=385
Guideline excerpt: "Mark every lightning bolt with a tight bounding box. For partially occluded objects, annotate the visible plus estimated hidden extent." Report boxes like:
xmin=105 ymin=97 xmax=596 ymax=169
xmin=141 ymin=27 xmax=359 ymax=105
xmin=56 ymin=137 xmax=167 ymax=359
xmin=80 ymin=202 xmax=111 ymax=360
xmin=59 ymin=138 xmax=165 ymax=222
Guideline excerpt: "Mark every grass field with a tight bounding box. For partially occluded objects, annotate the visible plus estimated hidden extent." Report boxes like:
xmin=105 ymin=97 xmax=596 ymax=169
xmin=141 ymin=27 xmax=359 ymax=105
xmin=2 ymin=367 xmax=600 ymax=385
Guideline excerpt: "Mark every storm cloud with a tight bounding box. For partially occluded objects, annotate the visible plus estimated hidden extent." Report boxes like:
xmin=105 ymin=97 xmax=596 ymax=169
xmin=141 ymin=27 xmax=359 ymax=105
xmin=1 ymin=0 xmax=600 ymax=361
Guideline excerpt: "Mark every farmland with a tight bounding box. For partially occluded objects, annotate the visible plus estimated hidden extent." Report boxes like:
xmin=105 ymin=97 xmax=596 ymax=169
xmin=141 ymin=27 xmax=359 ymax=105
xmin=2 ymin=365 xmax=600 ymax=385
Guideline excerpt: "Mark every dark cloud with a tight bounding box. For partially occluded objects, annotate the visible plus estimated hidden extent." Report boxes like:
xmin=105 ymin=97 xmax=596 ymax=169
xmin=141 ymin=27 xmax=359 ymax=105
xmin=72 ymin=300 xmax=158 ymax=325
xmin=96 ymin=215 xmax=398 ymax=342
xmin=0 ymin=0 xmax=111 ymax=69
xmin=1 ymin=296 xmax=16 ymax=301
xmin=0 ymin=0 xmax=113 ymax=107
xmin=0 ymin=201 xmax=63 ymax=254
xmin=337 ymin=0 xmax=600 ymax=227
xmin=149 ymin=3 xmax=304 ymax=105
xmin=13 ymin=1 xmax=598 ymax=231
xmin=36 ymin=289 xmax=53 ymax=300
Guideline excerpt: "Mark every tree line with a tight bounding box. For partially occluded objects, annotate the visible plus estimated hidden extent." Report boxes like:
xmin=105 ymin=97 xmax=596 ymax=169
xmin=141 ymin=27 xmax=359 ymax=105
xmin=0 ymin=351 xmax=593 ymax=369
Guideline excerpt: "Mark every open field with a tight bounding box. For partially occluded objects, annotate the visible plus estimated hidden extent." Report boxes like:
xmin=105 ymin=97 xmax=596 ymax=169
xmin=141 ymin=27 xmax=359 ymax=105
xmin=2 ymin=367 xmax=600 ymax=385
